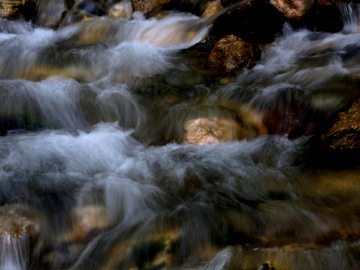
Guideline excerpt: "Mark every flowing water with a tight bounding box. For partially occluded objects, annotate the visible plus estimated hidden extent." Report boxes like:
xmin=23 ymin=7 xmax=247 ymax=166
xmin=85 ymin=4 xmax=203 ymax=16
xmin=1 ymin=2 xmax=360 ymax=270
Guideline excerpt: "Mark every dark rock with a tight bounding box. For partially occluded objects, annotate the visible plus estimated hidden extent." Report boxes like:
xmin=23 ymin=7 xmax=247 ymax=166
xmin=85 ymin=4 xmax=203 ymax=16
xmin=302 ymin=4 xmax=343 ymax=32
xmin=76 ymin=0 xmax=106 ymax=15
xmin=263 ymin=99 xmax=327 ymax=139
xmin=206 ymin=35 xmax=261 ymax=71
xmin=211 ymin=0 xmax=286 ymax=43
xmin=187 ymin=35 xmax=219 ymax=52
xmin=321 ymin=98 xmax=360 ymax=149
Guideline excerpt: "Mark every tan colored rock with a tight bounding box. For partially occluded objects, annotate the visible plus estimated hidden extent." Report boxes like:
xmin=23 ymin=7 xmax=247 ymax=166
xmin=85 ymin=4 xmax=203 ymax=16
xmin=184 ymin=116 xmax=261 ymax=145
xmin=0 ymin=205 xmax=40 ymax=238
xmin=321 ymin=98 xmax=360 ymax=150
xmin=201 ymin=0 xmax=222 ymax=17
xmin=206 ymin=35 xmax=261 ymax=72
xmin=269 ymin=0 xmax=314 ymax=19
xmin=132 ymin=0 xmax=172 ymax=14
xmin=60 ymin=206 xmax=110 ymax=243
xmin=108 ymin=0 xmax=133 ymax=19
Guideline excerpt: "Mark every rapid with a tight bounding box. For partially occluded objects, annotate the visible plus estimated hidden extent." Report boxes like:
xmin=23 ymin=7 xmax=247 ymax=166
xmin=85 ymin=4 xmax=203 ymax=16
xmin=1 ymin=1 xmax=360 ymax=269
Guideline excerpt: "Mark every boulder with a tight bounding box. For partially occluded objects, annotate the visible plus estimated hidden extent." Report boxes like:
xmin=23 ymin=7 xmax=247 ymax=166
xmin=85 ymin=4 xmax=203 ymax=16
xmin=211 ymin=0 xmax=285 ymax=44
xmin=269 ymin=0 xmax=314 ymax=19
xmin=321 ymin=98 xmax=360 ymax=150
xmin=206 ymin=35 xmax=261 ymax=71
xmin=201 ymin=0 xmax=222 ymax=17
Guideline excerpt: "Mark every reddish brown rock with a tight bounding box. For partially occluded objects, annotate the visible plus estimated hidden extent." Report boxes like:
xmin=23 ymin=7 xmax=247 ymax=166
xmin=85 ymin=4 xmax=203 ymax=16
xmin=263 ymin=99 xmax=326 ymax=139
xmin=321 ymin=98 xmax=360 ymax=150
xmin=132 ymin=0 xmax=173 ymax=14
xmin=269 ymin=0 xmax=314 ymax=19
xmin=206 ymin=35 xmax=261 ymax=72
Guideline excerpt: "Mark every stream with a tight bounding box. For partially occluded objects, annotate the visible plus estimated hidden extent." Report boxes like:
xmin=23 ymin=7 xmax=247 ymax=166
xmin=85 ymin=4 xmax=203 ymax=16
xmin=1 ymin=2 xmax=360 ymax=270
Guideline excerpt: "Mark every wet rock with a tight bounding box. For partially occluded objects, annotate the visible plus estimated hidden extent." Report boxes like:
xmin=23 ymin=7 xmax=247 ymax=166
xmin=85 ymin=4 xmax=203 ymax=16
xmin=303 ymin=4 xmax=343 ymax=32
xmin=321 ymin=98 xmax=360 ymax=150
xmin=211 ymin=0 xmax=285 ymax=43
xmin=206 ymin=35 xmax=261 ymax=72
xmin=108 ymin=0 xmax=133 ymax=18
xmin=187 ymin=35 xmax=219 ymax=52
xmin=0 ymin=205 xmax=39 ymax=239
xmin=0 ymin=0 xmax=36 ymax=19
xmin=269 ymin=0 xmax=314 ymax=19
xmin=263 ymin=99 xmax=327 ymax=139
xmin=184 ymin=117 xmax=241 ymax=145
xmin=201 ymin=0 xmax=222 ymax=17
xmin=76 ymin=0 xmax=107 ymax=15
xmin=35 ymin=0 xmax=72 ymax=28
xmin=184 ymin=105 xmax=267 ymax=145
xmin=60 ymin=206 xmax=110 ymax=243
xmin=131 ymin=0 xmax=173 ymax=15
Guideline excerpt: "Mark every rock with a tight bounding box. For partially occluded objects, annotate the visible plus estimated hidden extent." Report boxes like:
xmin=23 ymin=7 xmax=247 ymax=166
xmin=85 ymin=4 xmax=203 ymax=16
xmin=184 ymin=117 xmax=239 ymax=145
xmin=132 ymin=0 xmax=172 ymax=15
xmin=0 ymin=0 xmax=36 ymax=19
xmin=108 ymin=0 xmax=133 ymax=18
xmin=60 ymin=206 xmax=110 ymax=243
xmin=206 ymin=35 xmax=261 ymax=72
xmin=201 ymin=0 xmax=222 ymax=17
xmin=302 ymin=4 xmax=343 ymax=32
xmin=187 ymin=35 xmax=219 ymax=52
xmin=211 ymin=0 xmax=285 ymax=44
xmin=0 ymin=205 xmax=40 ymax=239
xmin=263 ymin=99 xmax=327 ymax=139
xmin=35 ymin=0 xmax=71 ymax=28
xmin=184 ymin=105 xmax=267 ymax=145
xmin=0 ymin=204 xmax=41 ymax=268
xmin=321 ymin=98 xmax=360 ymax=150
xmin=75 ymin=0 xmax=107 ymax=15
xmin=269 ymin=0 xmax=314 ymax=19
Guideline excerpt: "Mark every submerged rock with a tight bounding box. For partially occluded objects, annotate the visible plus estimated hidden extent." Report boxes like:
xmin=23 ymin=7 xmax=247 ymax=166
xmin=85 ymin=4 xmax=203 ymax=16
xmin=321 ymin=98 xmax=360 ymax=150
xmin=269 ymin=0 xmax=314 ymax=19
xmin=201 ymin=0 xmax=222 ymax=17
xmin=60 ymin=206 xmax=110 ymax=243
xmin=206 ymin=35 xmax=261 ymax=71
xmin=35 ymin=0 xmax=72 ymax=28
xmin=263 ymin=99 xmax=327 ymax=139
xmin=211 ymin=0 xmax=285 ymax=43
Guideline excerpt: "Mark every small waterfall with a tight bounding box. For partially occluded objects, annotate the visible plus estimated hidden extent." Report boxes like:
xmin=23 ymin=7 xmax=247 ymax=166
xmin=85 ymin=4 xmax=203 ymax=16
xmin=338 ymin=3 xmax=360 ymax=33
xmin=0 ymin=234 xmax=28 ymax=270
